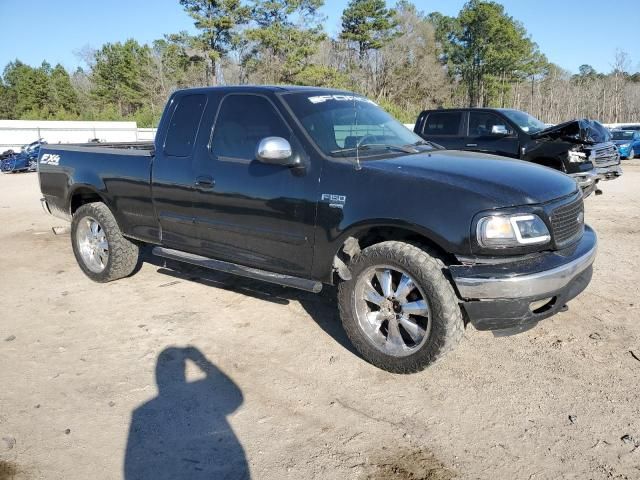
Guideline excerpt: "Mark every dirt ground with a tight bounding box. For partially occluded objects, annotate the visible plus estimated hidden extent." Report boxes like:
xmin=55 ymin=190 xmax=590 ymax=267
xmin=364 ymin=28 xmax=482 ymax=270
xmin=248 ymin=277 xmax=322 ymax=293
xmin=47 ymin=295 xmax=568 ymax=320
xmin=1 ymin=163 xmax=639 ymax=480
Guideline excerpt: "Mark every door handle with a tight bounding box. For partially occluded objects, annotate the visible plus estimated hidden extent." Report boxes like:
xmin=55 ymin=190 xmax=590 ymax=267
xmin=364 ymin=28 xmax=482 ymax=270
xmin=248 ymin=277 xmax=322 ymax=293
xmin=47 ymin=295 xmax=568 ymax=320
xmin=195 ymin=175 xmax=215 ymax=189
xmin=466 ymin=143 xmax=478 ymax=147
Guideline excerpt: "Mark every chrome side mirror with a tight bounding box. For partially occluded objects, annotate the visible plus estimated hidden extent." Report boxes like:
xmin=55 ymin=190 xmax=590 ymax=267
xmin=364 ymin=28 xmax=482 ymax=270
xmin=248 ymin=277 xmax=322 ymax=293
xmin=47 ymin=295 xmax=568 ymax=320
xmin=491 ymin=125 xmax=509 ymax=136
xmin=256 ymin=137 xmax=297 ymax=166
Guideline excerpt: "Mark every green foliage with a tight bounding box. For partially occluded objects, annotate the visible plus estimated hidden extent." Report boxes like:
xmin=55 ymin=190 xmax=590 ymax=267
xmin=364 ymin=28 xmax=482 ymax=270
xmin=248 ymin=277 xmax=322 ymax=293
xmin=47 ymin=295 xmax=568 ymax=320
xmin=129 ymin=105 xmax=162 ymax=128
xmin=0 ymin=82 xmax=15 ymax=119
xmin=178 ymin=0 xmax=251 ymax=84
xmin=243 ymin=0 xmax=326 ymax=83
xmin=1 ymin=0 xmax=639 ymax=127
xmin=291 ymin=64 xmax=349 ymax=88
xmin=91 ymin=39 xmax=153 ymax=116
xmin=1 ymin=60 xmax=81 ymax=119
xmin=50 ymin=64 xmax=80 ymax=115
xmin=431 ymin=0 xmax=546 ymax=106
xmin=376 ymin=98 xmax=419 ymax=124
xmin=340 ymin=0 xmax=397 ymax=57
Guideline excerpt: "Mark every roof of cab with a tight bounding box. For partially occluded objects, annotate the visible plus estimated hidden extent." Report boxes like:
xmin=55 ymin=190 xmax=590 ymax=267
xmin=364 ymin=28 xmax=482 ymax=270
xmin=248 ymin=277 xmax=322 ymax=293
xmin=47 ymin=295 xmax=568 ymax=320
xmin=172 ymin=85 xmax=355 ymax=96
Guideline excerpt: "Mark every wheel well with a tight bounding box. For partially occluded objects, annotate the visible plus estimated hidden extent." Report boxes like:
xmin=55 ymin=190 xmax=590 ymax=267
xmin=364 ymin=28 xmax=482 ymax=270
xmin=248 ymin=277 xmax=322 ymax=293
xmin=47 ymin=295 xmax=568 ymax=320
xmin=330 ymin=226 xmax=457 ymax=283
xmin=354 ymin=226 xmax=454 ymax=262
xmin=70 ymin=188 xmax=103 ymax=215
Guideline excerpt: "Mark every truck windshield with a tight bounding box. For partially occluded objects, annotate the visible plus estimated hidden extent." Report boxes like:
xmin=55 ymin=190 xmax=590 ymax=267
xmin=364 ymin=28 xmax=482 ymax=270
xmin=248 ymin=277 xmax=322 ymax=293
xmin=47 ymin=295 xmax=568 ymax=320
xmin=282 ymin=92 xmax=429 ymax=158
xmin=500 ymin=110 xmax=547 ymax=134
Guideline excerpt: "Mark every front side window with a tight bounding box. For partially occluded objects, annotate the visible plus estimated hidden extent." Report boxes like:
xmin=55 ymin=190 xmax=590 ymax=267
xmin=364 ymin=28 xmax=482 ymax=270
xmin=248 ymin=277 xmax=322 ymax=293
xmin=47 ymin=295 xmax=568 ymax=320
xmin=500 ymin=109 xmax=546 ymax=134
xmin=423 ymin=112 xmax=462 ymax=136
xmin=211 ymin=95 xmax=290 ymax=161
xmin=468 ymin=112 xmax=513 ymax=137
xmin=164 ymin=94 xmax=207 ymax=157
xmin=282 ymin=92 xmax=427 ymax=158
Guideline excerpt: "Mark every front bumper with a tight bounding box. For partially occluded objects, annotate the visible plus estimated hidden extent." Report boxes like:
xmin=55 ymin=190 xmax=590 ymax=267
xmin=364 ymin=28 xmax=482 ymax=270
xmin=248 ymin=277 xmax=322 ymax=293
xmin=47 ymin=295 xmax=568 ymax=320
xmin=570 ymin=171 xmax=598 ymax=196
xmin=570 ymin=164 xmax=622 ymax=196
xmin=450 ymin=226 xmax=597 ymax=331
xmin=594 ymin=164 xmax=622 ymax=180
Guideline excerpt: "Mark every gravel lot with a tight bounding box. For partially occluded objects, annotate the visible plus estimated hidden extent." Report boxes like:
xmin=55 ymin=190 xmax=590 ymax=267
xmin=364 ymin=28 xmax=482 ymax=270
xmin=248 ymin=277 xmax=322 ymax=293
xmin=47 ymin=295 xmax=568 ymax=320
xmin=1 ymin=163 xmax=639 ymax=480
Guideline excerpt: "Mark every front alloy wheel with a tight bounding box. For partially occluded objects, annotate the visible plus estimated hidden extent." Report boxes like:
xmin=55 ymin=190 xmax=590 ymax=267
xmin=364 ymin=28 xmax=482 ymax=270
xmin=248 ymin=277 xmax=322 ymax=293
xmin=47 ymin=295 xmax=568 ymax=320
xmin=354 ymin=266 xmax=431 ymax=357
xmin=338 ymin=241 xmax=464 ymax=373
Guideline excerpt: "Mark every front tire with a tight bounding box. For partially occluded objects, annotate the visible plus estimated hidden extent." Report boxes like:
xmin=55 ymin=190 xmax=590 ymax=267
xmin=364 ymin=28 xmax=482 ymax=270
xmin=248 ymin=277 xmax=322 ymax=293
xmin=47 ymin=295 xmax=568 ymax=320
xmin=338 ymin=241 xmax=464 ymax=373
xmin=71 ymin=202 xmax=140 ymax=282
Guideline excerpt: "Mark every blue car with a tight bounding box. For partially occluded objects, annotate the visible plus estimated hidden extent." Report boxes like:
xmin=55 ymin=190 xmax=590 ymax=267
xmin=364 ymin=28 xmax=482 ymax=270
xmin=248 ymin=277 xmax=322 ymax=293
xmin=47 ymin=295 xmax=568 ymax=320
xmin=0 ymin=139 xmax=46 ymax=173
xmin=610 ymin=129 xmax=640 ymax=159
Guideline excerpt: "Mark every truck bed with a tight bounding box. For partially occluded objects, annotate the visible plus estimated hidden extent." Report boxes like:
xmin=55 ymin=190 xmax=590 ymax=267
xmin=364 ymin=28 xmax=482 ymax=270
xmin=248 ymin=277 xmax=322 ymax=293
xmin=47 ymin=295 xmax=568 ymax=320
xmin=38 ymin=142 xmax=157 ymax=241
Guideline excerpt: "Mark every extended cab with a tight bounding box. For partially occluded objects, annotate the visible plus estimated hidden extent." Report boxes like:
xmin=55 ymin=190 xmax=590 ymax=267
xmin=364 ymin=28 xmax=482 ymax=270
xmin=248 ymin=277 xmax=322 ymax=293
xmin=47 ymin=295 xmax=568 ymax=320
xmin=414 ymin=108 xmax=622 ymax=195
xmin=39 ymin=87 xmax=597 ymax=373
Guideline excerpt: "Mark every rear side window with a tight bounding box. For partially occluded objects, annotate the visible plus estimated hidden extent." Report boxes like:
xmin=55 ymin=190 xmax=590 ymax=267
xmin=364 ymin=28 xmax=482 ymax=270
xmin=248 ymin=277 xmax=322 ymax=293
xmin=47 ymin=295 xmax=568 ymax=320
xmin=423 ymin=112 xmax=462 ymax=136
xmin=211 ymin=95 xmax=289 ymax=161
xmin=164 ymin=94 xmax=207 ymax=157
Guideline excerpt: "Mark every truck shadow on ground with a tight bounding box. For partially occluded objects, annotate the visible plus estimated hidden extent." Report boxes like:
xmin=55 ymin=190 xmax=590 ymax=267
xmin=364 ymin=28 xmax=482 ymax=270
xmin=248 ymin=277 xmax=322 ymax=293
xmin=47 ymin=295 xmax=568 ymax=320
xmin=143 ymin=249 xmax=359 ymax=358
xmin=124 ymin=346 xmax=249 ymax=480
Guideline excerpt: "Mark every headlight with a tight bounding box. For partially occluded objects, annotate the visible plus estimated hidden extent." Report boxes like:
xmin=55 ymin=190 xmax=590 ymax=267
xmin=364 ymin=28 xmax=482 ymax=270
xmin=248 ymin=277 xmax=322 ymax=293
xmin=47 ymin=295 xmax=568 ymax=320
xmin=568 ymin=150 xmax=587 ymax=163
xmin=619 ymin=143 xmax=630 ymax=149
xmin=477 ymin=214 xmax=550 ymax=247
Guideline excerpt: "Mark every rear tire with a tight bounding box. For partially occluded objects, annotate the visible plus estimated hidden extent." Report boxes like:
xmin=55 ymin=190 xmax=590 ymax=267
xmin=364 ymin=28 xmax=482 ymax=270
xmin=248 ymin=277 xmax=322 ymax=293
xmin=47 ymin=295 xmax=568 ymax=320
xmin=337 ymin=241 xmax=464 ymax=373
xmin=71 ymin=202 xmax=140 ymax=282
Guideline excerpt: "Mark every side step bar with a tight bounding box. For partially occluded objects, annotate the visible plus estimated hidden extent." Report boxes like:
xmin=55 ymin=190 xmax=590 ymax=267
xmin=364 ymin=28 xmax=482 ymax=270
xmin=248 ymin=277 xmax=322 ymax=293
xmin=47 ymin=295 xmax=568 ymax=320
xmin=152 ymin=247 xmax=323 ymax=293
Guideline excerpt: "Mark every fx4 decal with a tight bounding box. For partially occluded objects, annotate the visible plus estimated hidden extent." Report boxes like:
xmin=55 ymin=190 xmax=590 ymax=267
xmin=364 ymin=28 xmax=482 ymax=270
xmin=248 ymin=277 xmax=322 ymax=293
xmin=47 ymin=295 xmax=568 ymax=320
xmin=40 ymin=154 xmax=61 ymax=166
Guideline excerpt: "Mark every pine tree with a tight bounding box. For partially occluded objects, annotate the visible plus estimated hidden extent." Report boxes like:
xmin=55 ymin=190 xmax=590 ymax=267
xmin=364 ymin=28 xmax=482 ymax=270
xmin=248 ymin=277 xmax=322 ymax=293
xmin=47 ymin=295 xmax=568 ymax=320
xmin=340 ymin=0 xmax=397 ymax=59
xmin=178 ymin=0 xmax=251 ymax=85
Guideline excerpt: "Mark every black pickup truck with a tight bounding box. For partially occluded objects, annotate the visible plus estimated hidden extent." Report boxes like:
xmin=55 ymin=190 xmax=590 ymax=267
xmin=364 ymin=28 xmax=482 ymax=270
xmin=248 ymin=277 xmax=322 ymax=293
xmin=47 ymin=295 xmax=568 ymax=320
xmin=38 ymin=86 xmax=597 ymax=373
xmin=414 ymin=108 xmax=622 ymax=195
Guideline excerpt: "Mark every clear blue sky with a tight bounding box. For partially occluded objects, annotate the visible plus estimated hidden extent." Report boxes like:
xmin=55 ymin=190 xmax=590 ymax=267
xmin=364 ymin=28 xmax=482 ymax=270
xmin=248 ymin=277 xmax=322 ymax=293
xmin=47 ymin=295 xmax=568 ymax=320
xmin=0 ymin=0 xmax=637 ymax=74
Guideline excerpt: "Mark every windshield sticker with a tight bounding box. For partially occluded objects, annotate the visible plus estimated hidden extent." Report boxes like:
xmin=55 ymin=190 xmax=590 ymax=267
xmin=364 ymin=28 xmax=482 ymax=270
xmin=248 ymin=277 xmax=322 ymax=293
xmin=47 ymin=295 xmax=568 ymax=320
xmin=308 ymin=95 xmax=377 ymax=106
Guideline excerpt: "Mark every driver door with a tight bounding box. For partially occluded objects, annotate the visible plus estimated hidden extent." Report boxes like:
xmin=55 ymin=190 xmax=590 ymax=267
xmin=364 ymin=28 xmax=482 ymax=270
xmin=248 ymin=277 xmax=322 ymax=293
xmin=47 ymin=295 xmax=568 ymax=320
xmin=191 ymin=93 xmax=319 ymax=276
xmin=463 ymin=111 xmax=519 ymax=158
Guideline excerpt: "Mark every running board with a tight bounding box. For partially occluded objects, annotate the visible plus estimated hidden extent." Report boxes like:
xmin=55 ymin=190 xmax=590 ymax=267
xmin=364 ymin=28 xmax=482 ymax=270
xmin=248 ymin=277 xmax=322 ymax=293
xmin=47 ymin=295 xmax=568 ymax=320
xmin=152 ymin=247 xmax=323 ymax=293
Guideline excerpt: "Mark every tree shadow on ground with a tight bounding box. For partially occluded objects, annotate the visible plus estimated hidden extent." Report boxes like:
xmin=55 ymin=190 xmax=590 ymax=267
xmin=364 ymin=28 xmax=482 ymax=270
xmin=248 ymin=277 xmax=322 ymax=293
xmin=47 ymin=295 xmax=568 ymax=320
xmin=124 ymin=346 xmax=249 ymax=480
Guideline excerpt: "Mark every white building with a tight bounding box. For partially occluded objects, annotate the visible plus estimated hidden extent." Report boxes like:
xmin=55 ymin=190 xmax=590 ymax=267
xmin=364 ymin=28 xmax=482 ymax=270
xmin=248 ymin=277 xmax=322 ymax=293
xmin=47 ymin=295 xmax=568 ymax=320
xmin=0 ymin=120 xmax=156 ymax=152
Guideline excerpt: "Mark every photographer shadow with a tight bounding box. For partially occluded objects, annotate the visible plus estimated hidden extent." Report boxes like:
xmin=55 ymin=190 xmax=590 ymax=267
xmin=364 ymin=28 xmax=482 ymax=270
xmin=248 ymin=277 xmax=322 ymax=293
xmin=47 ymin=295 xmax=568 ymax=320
xmin=124 ymin=346 xmax=249 ymax=480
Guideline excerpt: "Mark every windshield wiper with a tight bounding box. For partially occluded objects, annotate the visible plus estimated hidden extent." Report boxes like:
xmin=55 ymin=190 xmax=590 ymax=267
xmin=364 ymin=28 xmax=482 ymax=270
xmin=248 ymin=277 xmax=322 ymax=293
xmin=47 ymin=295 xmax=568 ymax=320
xmin=405 ymin=140 xmax=441 ymax=149
xmin=330 ymin=143 xmax=417 ymax=157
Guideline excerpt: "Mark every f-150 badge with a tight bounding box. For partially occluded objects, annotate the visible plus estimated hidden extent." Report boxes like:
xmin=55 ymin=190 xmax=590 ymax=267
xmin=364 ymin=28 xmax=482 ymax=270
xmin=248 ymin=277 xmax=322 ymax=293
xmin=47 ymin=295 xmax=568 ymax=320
xmin=321 ymin=193 xmax=346 ymax=209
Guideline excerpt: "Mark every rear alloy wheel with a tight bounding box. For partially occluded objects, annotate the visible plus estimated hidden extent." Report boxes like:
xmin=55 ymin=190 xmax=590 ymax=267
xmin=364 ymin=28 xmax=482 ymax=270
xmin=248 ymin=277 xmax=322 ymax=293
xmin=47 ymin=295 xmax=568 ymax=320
xmin=71 ymin=202 xmax=140 ymax=282
xmin=338 ymin=241 xmax=464 ymax=373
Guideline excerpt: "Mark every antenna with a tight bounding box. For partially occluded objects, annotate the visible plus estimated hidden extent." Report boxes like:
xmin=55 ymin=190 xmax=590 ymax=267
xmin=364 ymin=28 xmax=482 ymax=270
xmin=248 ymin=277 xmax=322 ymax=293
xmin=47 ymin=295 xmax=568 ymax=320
xmin=353 ymin=95 xmax=361 ymax=171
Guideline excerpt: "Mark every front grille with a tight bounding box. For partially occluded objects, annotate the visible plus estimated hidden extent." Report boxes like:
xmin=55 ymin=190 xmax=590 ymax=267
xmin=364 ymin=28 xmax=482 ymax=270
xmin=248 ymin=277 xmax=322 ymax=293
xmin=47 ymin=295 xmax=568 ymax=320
xmin=591 ymin=144 xmax=619 ymax=166
xmin=550 ymin=196 xmax=584 ymax=248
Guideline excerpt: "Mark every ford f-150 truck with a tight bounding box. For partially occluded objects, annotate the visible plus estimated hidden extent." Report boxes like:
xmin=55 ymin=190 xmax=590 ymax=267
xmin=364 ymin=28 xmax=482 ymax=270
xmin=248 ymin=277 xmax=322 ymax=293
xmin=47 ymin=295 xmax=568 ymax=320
xmin=38 ymin=86 xmax=597 ymax=373
xmin=414 ymin=108 xmax=622 ymax=196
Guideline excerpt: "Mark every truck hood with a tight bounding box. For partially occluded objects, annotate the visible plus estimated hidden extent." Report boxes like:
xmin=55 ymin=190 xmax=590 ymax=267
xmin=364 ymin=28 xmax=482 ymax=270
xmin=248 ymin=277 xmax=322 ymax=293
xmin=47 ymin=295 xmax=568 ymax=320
xmin=367 ymin=149 xmax=578 ymax=206
xmin=531 ymin=119 xmax=609 ymax=144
